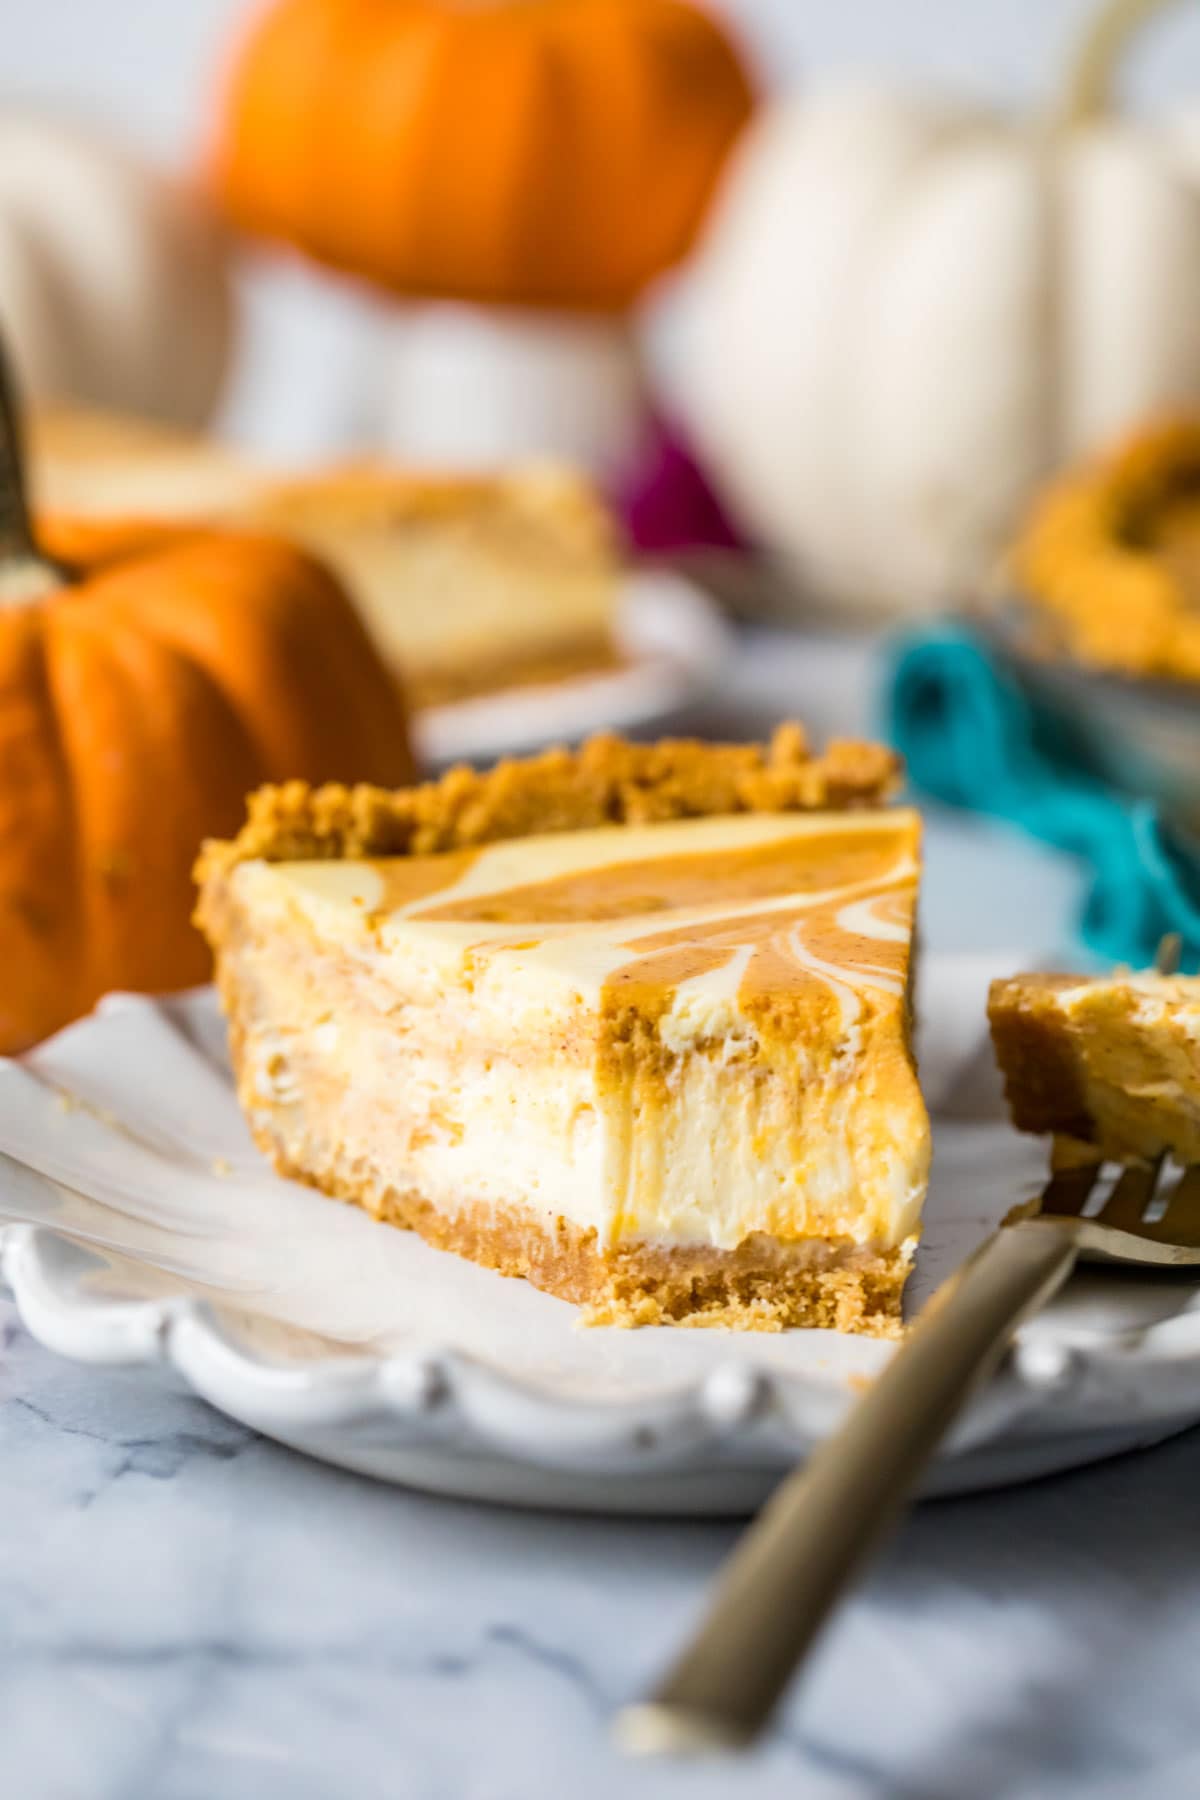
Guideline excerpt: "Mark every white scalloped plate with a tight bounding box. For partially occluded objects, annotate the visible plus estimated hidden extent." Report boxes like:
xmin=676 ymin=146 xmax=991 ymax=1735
xmin=413 ymin=569 xmax=733 ymax=767
xmin=4 ymin=957 xmax=1200 ymax=1515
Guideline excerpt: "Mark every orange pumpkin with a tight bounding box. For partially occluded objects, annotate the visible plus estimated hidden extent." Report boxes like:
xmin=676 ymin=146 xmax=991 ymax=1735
xmin=210 ymin=0 xmax=755 ymax=312
xmin=1 ymin=520 xmax=415 ymax=1051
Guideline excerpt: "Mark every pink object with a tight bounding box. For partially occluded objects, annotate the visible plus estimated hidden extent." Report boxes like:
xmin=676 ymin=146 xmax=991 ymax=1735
xmin=615 ymin=414 xmax=749 ymax=554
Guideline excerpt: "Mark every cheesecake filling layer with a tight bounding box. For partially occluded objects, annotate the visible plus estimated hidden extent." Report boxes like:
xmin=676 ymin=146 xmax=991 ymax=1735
xmin=216 ymin=811 xmax=927 ymax=1284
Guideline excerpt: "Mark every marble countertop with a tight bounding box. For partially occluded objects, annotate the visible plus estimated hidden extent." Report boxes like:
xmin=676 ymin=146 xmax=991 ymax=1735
xmin=6 ymin=1296 xmax=1200 ymax=1800
xmin=7 ymin=630 xmax=1188 ymax=1800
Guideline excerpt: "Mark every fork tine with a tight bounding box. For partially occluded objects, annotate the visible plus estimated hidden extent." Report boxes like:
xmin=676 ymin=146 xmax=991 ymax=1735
xmin=1096 ymin=1158 xmax=1163 ymax=1230
xmin=1155 ymin=932 xmax=1183 ymax=977
xmin=1041 ymin=1162 xmax=1101 ymax=1218
xmin=1156 ymin=1165 xmax=1200 ymax=1244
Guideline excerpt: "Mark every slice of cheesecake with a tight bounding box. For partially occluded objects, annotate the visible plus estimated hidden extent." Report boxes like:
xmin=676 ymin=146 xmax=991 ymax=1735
xmin=227 ymin=465 xmax=620 ymax=710
xmin=990 ymin=970 xmax=1200 ymax=1162
xmin=31 ymin=407 xmax=620 ymax=711
xmin=197 ymin=729 xmax=928 ymax=1333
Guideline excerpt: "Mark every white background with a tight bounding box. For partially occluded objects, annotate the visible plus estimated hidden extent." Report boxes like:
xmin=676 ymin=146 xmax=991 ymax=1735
xmin=8 ymin=0 xmax=1200 ymax=161
xmin=8 ymin=0 xmax=1200 ymax=460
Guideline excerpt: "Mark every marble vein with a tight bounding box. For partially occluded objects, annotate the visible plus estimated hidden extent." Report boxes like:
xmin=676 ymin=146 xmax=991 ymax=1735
xmin=5 ymin=1275 xmax=1200 ymax=1800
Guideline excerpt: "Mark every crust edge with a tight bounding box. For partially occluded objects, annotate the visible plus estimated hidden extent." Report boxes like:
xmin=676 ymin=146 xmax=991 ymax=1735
xmin=258 ymin=1127 xmax=911 ymax=1338
xmin=196 ymin=725 xmax=902 ymax=889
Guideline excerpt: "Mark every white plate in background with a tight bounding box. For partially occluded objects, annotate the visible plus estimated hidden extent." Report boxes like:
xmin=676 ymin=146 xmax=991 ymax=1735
xmin=413 ymin=569 xmax=734 ymax=767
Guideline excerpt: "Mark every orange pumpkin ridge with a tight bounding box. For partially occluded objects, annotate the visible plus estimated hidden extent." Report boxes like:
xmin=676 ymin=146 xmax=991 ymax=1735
xmin=209 ymin=0 xmax=755 ymax=311
xmin=0 ymin=524 xmax=415 ymax=1051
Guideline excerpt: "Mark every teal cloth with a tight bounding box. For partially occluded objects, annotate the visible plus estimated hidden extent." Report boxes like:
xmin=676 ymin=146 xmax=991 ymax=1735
xmin=883 ymin=624 xmax=1200 ymax=969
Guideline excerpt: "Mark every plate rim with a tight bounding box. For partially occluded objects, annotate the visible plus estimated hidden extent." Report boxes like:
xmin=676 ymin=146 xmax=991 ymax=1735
xmin=7 ymin=1217 xmax=1200 ymax=1510
xmin=6 ymin=982 xmax=1200 ymax=1511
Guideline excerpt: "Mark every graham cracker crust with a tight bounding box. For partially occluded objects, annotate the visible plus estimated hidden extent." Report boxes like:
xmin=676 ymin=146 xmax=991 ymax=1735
xmin=197 ymin=725 xmax=901 ymax=884
xmin=1011 ymin=417 xmax=1200 ymax=681
xmin=252 ymin=1119 xmax=909 ymax=1337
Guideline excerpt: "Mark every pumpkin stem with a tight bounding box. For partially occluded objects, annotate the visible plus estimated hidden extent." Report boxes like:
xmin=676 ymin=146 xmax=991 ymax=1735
xmin=1058 ymin=0 xmax=1184 ymax=126
xmin=0 ymin=340 xmax=69 ymax=602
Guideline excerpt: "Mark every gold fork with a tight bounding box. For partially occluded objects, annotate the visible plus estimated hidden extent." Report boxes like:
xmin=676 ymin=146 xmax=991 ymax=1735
xmin=618 ymin=1111 xmax=1200 ymax=1755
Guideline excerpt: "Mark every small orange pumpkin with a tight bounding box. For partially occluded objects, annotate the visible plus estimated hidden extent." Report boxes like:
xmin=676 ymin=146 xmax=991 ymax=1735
xmin=1 ymin=519 xmax=415 ymax=1051
xmin=210 ymin=0 xmax=755 ymax=312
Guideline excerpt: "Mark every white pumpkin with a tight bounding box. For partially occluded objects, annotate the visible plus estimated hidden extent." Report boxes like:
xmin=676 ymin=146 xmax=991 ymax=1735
xmin=679 ymin=0 xmax=1200 ymax=617
xmin=0 ymin=116 xmax=234 ymax=427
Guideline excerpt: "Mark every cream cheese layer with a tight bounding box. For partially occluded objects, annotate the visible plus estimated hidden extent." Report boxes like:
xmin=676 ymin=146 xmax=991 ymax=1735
xmin=233 ymin=809 xmax=926 ymax=1253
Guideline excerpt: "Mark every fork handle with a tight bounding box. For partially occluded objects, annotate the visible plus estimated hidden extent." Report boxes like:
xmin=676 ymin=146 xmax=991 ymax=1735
xmin=617 ymin=1219 xmax=1078 ymax=1756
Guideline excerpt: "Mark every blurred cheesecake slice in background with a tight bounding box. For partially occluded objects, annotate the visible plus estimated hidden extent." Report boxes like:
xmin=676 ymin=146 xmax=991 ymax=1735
xmin=29 ymin=407 xmax=621 ymax=712
xmin=237 ymin=465 xmax=619 ymax=709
